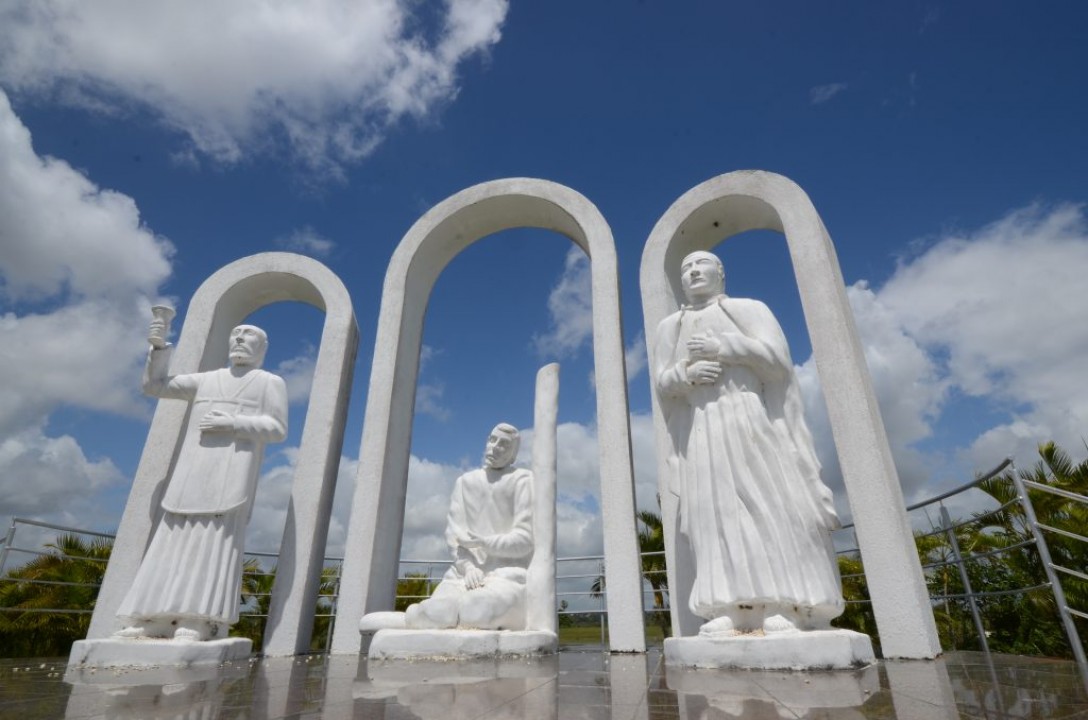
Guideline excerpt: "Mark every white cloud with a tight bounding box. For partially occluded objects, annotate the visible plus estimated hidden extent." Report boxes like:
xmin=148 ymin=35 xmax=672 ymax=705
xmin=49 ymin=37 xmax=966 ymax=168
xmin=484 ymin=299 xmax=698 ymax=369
xmin=624 ymin=330 xmax=648 ymax=382
xmin=533 ymin=247 xmax=593 ymax=359
xmin=0 ymin=91 xmax=172 ymax=304
xmin=879 ymin=203 xmax=1088 ymax=470
xmin=0 ymin=89 xmax=173 ymax=540
xmin=809 ymin=82 xmax=848 ymax=105
xmin=797 ymin=203 xmax=1088 ymax=517
xmin=274 ymin=227 xmax=335 ymax=258
xmin=415 ymin=382 xmax=452 ymax=422
xmin=246 ymin=448 xmax=359 ymax=558
xmin=0 ymin=89 xmax=173 ymax=435
xmin=0 ymin=427 xmax=125 ymax=518
xmin=796 ymin=283 xmax=947 ymax=513
xmin=273 ymin=347 xmax=317 ymax=406
xmin=0 ymin=0 xmax=509 ymax=178
xmin=415 ymin=344 xmax=451 ymax=421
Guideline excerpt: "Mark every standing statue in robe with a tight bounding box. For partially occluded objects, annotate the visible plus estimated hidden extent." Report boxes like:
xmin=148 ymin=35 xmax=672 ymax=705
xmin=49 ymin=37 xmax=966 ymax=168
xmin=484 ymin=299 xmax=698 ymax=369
xmin=405 ymin=423 xmax=534 ymax=630
xmin=115 ymin=321 xmax=288 ymax=642
xmin=654 ymin=251 xmax=844 ymax=637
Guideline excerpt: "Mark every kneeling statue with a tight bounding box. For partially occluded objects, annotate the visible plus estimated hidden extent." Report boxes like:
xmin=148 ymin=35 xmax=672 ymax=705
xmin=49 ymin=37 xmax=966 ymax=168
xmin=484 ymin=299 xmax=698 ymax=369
xmin=406 ymin=423 xmax=533 ymax=630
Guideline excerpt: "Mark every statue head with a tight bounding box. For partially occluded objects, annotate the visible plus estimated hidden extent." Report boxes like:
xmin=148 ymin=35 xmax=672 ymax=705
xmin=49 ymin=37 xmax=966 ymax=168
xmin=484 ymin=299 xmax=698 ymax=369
xmin=484 ymin=423 xmax=520 ymax=470
xmin=680 ymin=250 xmax=725 ymax=303
xmin=228 ymin=324 xmax=268 ymax=368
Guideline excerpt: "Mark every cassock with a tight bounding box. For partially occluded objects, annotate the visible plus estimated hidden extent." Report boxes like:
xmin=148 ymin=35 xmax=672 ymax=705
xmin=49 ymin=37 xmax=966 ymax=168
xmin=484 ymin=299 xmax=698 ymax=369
xmin=117 ymin=348 xmax=287 ymax=624
xmin=654 ymin=294 xmax=843 ymax=621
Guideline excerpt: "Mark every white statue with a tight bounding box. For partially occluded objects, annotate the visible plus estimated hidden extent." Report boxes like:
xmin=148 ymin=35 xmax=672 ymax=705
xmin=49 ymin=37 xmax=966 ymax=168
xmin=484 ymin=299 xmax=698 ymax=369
xmin=405 ymin=423 xmax=533 ymax=630
xmin=115 ymin=318 xmax=288 ymax=642
xmin=653 ymin=251 xmax=844 ymax=637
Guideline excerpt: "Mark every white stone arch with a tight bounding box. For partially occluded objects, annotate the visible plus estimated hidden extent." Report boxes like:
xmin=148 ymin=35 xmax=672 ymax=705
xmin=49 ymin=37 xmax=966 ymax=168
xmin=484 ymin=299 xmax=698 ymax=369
xmin=88 ymin=252 xmax=358 ymax=656
xmin=332 ymin=178 xmax=646 ymax=653
xmin=640 ymin=170 xmax=941 ymax=659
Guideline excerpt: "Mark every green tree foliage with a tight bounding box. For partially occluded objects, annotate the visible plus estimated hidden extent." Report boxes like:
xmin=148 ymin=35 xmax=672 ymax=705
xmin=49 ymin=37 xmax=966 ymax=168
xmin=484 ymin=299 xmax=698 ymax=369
xmin=835 ymin=442 xmax=1087 ymax=659
xmin=232 ymin=562 xmax=341 ymax=652
xmin=834 ymin=553 xmax=877 ymax=644
xmin=0 ymin=534 xmax=112 ymax=657
xmin=967 ymin=442 xmax=1088 ymax=657
xmin=394 ymin=572 xmax=436 ymax=612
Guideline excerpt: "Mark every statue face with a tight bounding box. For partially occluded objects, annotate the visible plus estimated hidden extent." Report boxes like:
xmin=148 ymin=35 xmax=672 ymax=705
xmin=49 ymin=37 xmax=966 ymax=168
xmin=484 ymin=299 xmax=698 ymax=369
xmin=484 ymin=427 xmax=518 ymax=469
xmin=229 ymin=325 xmax=268 ymax=367
xmin=680 ymin=251 xmax=724 ymax=302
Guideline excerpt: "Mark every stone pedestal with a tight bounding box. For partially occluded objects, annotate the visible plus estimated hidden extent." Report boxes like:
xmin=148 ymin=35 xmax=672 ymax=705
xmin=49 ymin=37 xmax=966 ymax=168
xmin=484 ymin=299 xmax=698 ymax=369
xmin=664 ymin=629 xmax=874 ymax=670
xmin=368 ymin=629 xmax=557 ymax=660
xmin=67 ymin=637 xmax=252 ymax=670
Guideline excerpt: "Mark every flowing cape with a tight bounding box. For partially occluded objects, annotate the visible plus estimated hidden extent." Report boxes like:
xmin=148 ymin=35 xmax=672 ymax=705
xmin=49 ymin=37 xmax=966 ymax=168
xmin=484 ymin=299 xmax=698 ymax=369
xmin=653 ymin=295 xmax=839 ymax=531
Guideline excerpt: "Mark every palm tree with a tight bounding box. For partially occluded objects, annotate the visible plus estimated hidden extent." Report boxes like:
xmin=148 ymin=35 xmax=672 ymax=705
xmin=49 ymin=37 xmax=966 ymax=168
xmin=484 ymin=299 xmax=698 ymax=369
xmin=835 ymin=553 xmax=878 ymax=643
xmin=232 ymin=561 xmax=346 ymax=652
xmin=967 ymin=442 xmax=1088 ymax=657
xmin=0 ymin=534 xmax=112 ymax=657
xmin=232 ymin=558 xmax=273 ymax=650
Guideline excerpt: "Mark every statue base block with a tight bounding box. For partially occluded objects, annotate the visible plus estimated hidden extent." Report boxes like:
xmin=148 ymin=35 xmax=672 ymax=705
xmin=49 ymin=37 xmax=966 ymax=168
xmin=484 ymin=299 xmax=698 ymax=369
xmin=664 ymin=629 xmax=875 ymax=670
xmin=368 ymin=629 xmax=557 ymax=660
xmin=67 ymin=637 xmax=252 ymax=670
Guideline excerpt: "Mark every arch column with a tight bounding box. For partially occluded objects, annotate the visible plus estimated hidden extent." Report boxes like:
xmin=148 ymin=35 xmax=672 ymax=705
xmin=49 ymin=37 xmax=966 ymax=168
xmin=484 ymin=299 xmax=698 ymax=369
xmin=640 ymin=170 xmax=940 ymax=659
xmin=332 ymin=178 xmax=646 ymax=653
xmin=88 ymin=252 xmax=358 ymax=656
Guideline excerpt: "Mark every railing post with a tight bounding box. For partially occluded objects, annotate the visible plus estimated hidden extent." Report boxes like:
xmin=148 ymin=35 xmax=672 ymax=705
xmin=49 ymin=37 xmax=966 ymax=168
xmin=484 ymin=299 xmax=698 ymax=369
xmin=0 ymin=519 xmax=17 ymax=577
xmin=940 ymin=505 xmax=990 ymax=653
xmin=1012 ymin=469 xmax=1088 ymax=683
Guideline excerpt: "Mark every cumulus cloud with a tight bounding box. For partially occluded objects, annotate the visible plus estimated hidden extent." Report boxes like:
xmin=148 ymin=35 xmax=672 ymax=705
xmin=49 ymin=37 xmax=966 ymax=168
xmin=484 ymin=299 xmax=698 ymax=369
xmin=273 ymin=347 xmax=317 ymax=405
xmin=879 ymin=203 xmax=1088 ymax=469
xmin=796 ymin=283 xmax=947 ymax=512
xmin=797 ymin=203 xmax=1088 ymax=518
xmin=415 ymin=344 xmax=451 ymax=421
xmin=0 ymin=90 xmax=172 ymax=305
xmin=624 ymin=331 xmax=648 ymax=382
xmin=0 ymin=427 xmax=125 ymax=518
xmin=533 ymin=247 xmax=593 ymax=359
xmin=415 ymin=382 xmax=452 ymax=422
xmin=0 ymin=90 xmax=173 ymax=531
xmin=809 ymin=82 xmax=848 ymax=105
xmin=274 ymin=227 xmax=335 ymax=258
xmin=0 ymin=0 xmax=509 ymax=177
xmin=246 ymin=448 xmax=358 ymax=558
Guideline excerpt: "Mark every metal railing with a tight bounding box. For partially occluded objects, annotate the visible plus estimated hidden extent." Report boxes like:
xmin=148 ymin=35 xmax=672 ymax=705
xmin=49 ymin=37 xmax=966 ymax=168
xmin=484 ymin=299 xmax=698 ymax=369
xmin=2 ymin=456 xmax=1084 ymax=667
xmin=0 ymin=516 xmax=668 ymax=650
xmin=833 ymin=458 xmax=1087 ymax=683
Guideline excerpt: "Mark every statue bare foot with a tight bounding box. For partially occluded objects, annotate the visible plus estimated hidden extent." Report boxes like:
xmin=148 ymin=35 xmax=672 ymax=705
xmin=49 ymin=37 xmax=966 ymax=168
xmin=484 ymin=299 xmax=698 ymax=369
xmin=172 ymin=627 xmax=203 ymax=643
xmin=763 ymin=614 xmax=799 ymax=634
xmin=114 ymin=619 xmax=172 ymax=639
xmin=698 ymin=616 xmax=736 ymax=638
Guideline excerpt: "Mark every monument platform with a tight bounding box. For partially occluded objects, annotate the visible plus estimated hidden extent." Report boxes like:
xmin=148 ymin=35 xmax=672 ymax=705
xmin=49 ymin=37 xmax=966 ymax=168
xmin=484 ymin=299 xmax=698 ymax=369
xmin=66 ymin=637 xmax=252 ymax=670
xmin=368 ymin=629 xmax=557 ymax=660
xmin=664 ymin=629 xmax=875 ymax=670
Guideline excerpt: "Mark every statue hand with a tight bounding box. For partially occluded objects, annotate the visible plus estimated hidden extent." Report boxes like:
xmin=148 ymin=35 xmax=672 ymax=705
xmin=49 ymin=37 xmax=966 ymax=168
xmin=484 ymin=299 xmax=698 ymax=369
xmin=463 ymin=565 xmax=485 ymax=590
xmin=199 ymin=410 xmax=235 ymax=433
xmin=458 ymin=531 xmax=486 ymax=549
xmin=686 ymin=360 xmax=721 ymax=385
xmin=148 ymin=318 xmax=171 ymax=349
xmin=686 ymin=333 xmax=721 ymax=359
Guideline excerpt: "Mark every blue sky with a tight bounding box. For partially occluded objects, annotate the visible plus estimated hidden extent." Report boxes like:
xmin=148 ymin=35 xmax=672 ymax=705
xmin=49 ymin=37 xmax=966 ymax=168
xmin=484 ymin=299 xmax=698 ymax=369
xmin=1 ymin=1 xmax=1087 ymax=563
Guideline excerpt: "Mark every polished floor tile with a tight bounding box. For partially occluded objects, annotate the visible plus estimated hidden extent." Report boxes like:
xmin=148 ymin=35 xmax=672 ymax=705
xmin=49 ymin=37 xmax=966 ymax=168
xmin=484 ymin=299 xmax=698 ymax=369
xmin=0 ymin=649 xmax=1083 ymax=719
